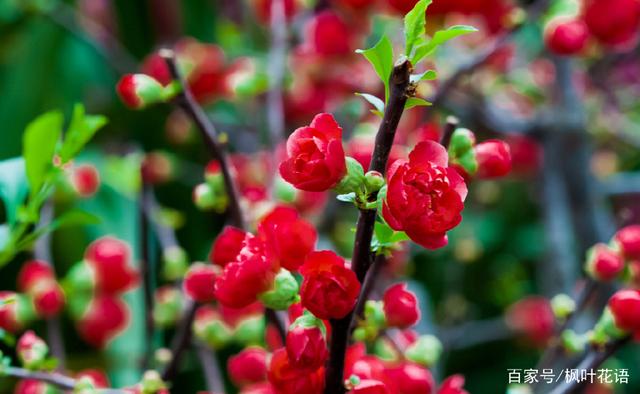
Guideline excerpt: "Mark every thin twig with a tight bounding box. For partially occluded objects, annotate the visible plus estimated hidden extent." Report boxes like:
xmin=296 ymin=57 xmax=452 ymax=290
xmin=161 ymin=300 xmax=197 ymax=381
xmin=194 ymin=341 xmax=226 ymax=394
xmin=439 ymin=116 xmax=459 ymax=149
xmin=139 ymin=179 xmax=155 ymax=369
xmin=34 ymin=201 xmax=66 ymax=370
xmin=1 ymin=367 xmax=126 ymax=393
xmin=350 ymin=253 xmax=385 ymax=330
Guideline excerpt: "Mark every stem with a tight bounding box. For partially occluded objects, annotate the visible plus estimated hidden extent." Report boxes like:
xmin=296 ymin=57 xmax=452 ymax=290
xmin=265 ymin=308 xmax=287 ymax=345
xmin=161 ymin=300 xmax=198 ymax=381
xmin=350 ymin=253 xmax=385 ymax=329
xmin=194 ymin=341 xmax=226 ymax=394
xmin=34 ymin=201 xmax=66 ymax=370
xmin=439 ymin=116 xmax=459 ymax=150
xmin=324 ymin=59 xmax=412 ymax=394
xmin=139 ymin=179 xmax=155 ymax=369
xmin=544 ymin=336 xmax=631 ymax=394
xmin=160 ymin=49 xmax=246 ymax=230
xmin=266 ymin=0 xmax=287 ymax=147
xmin=2 ymin=367 xmax=76 ymax=390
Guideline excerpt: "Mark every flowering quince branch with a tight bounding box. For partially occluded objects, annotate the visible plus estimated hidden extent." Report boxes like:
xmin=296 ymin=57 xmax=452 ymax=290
xmin=139 ymin=177 xmax=155 ymax=369
xmin=159 ymin=49 xmax=246 ymax=230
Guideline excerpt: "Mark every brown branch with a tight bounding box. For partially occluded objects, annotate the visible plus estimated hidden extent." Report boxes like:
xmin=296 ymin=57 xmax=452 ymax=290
xmin=439 ymin=116 xmax=459 ymax=149
xmin=161 ymin=300 xmax=197 ymax=381
xmin=324 ymin=58 xmax=412 ymax=394
xmin=139 ymin=178 xmax=155 ymax=369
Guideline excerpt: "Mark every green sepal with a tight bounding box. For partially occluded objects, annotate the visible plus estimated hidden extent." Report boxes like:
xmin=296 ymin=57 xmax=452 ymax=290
xmin=405 ymin=335 xmax=443 ymax=367
xmin=259 ymin=269 xmax=300 ymax=310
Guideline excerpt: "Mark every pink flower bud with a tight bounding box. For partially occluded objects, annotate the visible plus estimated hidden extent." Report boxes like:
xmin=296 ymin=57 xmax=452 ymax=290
xmin=116 ymin=74 xmax=166 ymax=110
xmin=506 ymin=296 xmax=555 ymax=345
xmin=474 ymin=140 xmax=512 ymax=179
xmin=609 ymin=289 xmax=640 ymax=332
xmin=71 ymin=164 xmax=100 ymax=197
xmin=227 ymin=347 xmax=268 ymax=387
xmin=84 ymin=236 xmax=139 ymax=295
xmin=383 ymin=283 xmax=420 ymax=329
xmin=183 ymin=263 xmax=218 ymax=303
xmin=545 ymin=19 xmax=588 ymax=56
xmin=17 ymin=331 xmax=48 ymax=368
xmin=77 ymin=295 xmax=130 ymax=348
xmin=76 ymin=369 xmax=110 ymax=389
xmin=141 ymin=152 xmax=174 ymax=185
xmin=586 ymin=243 xmax=625 ymax=281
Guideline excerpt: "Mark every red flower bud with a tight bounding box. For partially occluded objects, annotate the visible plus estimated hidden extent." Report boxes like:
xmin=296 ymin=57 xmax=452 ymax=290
xmin=268 ymin=348 xmax=325 ymax=394
xmin=506 ymin=296 xmax=555 ymax=345
xmin=584 ymin=0 xmax=640 ymax=47
xmin=17 ymin=260 xmax=65 ymax=317
xmin=383 ymin=283 xmax=420 ymax=328
xmin=303 ymin=11 xmax=352 ymax=57
xmin=31 ymin=283 xmax=65 ymax=318
xmin=18 ymin=260 xmax=54 ymax=292
xmin=608 ymin=289 xmax=640 ymax=332
xmin=613 ymin=225 xmax=640 ymax=261
xmin=84 ymin=236 xmax=139 ymax=295
xmin=17 ymin=330 xmax=48 ymax=369
xmin=258 ymin=206 xmax=317 ymax=271
xmin=141 ymin=152 xmax=174 ymax=185
xmin=210 ymin=226 xmax=248 ymax=267
xmin=14 ymin=380 xmax=51 ymax=394
xmin=184 ymin=263 xmax=219 ymax=302
xmin=474 ymin=140 xmax=512 ymax=179
xmin=214 ymin=235 xmax=279 ymax=308
xmin=386 ymin=0 xmax=419 ymax=14
xmin=71 ymin=164 xmax=100 ymax=197
xmin=0 ymin=292 xmax=33 ymax=333
xmin=545 ymin=19 xmax=589 ymax=56
xmin=386 ymin=362 xmax=435 ymax=394
xmin=228 ymin=347 xmax=269 ymax=387
xmin=300 ymin=251 xmax=360 ymax=320
xmin=437 ymin=374 xmax=469 ymax=394
xmin=279 ymin=113 xmax=347 ymax=192
xmin=116 ymin=74 xmax=166 ymax=109
xmin=383 ymin=141 xmax=467 ymax=250
xmin=77 ymin=295 xmax=129 ymax=348
xmin=586 ymin=243 xmax=625 ymax=282
xmin=286 ymin=324 xmax=328 ymax=370
xmin=76 ymin=369 xmax=110 ymax=389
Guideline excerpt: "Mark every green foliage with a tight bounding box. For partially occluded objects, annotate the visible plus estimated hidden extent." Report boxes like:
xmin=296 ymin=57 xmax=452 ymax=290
xmin=412 ymin=25 xmax=478 ymax=65
xmin=356 ymin=93 xmax=385 ymax=117
xmin=0 ymin=158 xmax=28 ymax=225
xmin=22 ymin=111 xmax=63 ymax=198
xmin=356 ymin=35 xmax=394 ymax=101
xmin=372 ymin=220 xmax=409 ymax=252
xmin=404 ymin=97 xmax=432 ymax=110
xmin=59 ymin=104 xmax=108 ymax=164
xmin=404 ymin=0 xmax=432 ymax=61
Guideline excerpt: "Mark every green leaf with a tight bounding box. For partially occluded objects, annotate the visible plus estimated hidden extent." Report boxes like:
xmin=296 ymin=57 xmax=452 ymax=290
xmin=356 ymin=35 xmax=394 ymax=101
xmin=404 ymin=97 xmax=432 ymax=110
xmin=23 ymin=111 xmax=63 ymax=197
xmin=412 ymin=25 xmax=478 ymax=64
xmin=0 ymin=225 xmax=7 ymax=251
xmin=14 ymin=209 xmax=101 ymax=251
xmin=404 ymin=0 xmax=432 ymax=60
xmin=356 ymin=93 xmax=385 ymax=114
xmin=410 ymin=70 xmax=437 ymax=83
xmin=59 ymin=104 xmax=108 ymax=163
xmin=374 ymin=221 xmax=394 ymax=244
xmin=0 ymin=158 xmax=28 ymax=225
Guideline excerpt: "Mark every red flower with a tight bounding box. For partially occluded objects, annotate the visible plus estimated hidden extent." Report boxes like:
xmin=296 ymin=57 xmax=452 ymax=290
xmin=506 ymin=296 xmax=555 ymax=345
xmin=584 ymin=0 xmax=640 ymax=46
xmin=14 ymin=379 xmax=49 ymax=394
xmin=210 ymin=226 xmax=248 ymax=267
xmin=84 ymin=236 xmax=139 ymax=295
xmin=609 ymin=289 xmax=640 ymax=332
xmin=545 ymin=19 xmax=589 ymax=56
xmin=228 ymin=347 xmax=269 ymax=387
xmin=383 ymin=283 xmax=420 ymax=328
xmin=258 ymin=205 xmax=317 ymax=271
xmin=586 ymin=243 xmax=625 ymax=282
xmin=383 ymin=141 xmax=467 ymax=249
xmin=17 ymin=330 xmax=47 ymax=368
xmin=183 ymin=263 xmax=218 ymax=303
xmin=386 ymin=362 xmax=435 ymax=394
xmin=300 ymin=251 xmax=360 ymax=320
xmin=268 ymin=348 xmax=325 ymax=394
xmin=77 ymin=295 xmax=129 ymax=348
xmin=214 ymin=235 xmax=279 ymax=308
xmin=303 ymin=11 xmax=352 ymax=57
xmin=18 ymin=260 xmax=55 ymax=292
xmin=614 ymin=225 xmax=640 ymax=261
xmin=437 ymin=374 xmax=469 ymax=394
xmin=71 ymin=164 xmax=100 ymax=197
xmin=279 ymin=113 xmax=347 ymax=192
xmin=286 ymin=324 xmax=328 ymax=370
xmin=474 ymin=140 xmax=512 ymax=179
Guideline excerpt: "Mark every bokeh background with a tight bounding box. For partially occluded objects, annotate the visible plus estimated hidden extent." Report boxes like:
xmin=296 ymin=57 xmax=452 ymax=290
xmin=1 ymin=0 xmax=640 ymax=393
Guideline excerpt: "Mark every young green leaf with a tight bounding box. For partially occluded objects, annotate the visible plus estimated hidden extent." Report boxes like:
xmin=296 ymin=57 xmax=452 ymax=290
xmin=356 ymin=35 xmax=394 ymax=101
xmin=412 ymin=25 xmax=478 ymax=64
xmin=356 ymin=93 xmax=385 ymax=114
xmin=59 ymin=104 xmax=108 ymax=163
xmin=404 ymin=97 xmax=432 ymax=110
xmin=0 ymin=158 xmax=27 ymax=225
xmin=404 ymin=0 xmax=432 ymax=61
xmin=336 ymin=192 xmax=357 ymax=203
xmin=22 ymin=112 xmax=63 ymax=197
xmin=410 ymin=70 xmax=437 ymax=83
